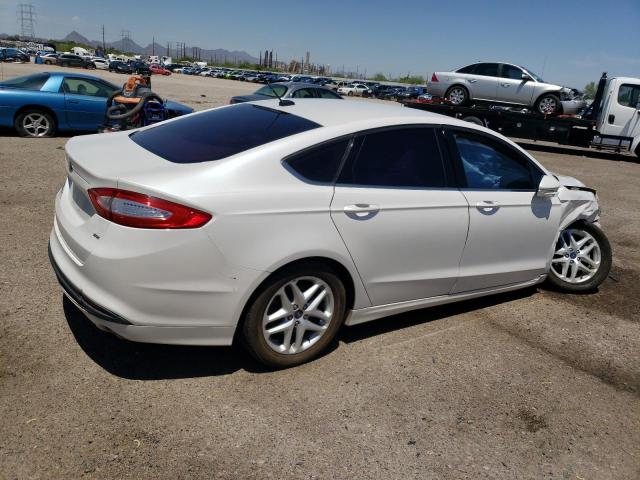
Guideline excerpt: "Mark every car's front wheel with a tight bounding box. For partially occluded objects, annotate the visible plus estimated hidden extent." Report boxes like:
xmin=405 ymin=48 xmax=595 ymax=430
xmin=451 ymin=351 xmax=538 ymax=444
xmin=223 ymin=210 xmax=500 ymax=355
xmin=547 ymin=222 xmax=612 ymax=292
xmin=536 ymin=93 xmax=562 ymax=115
xmin=240 ymin=262 xmax=346 ymax=368
xmin=15 ymin=109 xmax=56 ymax=137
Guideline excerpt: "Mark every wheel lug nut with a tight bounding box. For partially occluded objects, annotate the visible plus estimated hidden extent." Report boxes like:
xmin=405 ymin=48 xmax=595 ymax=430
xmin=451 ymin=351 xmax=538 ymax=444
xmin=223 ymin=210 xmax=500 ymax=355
xmin=303 ymin=304 xmax=308 ymax=309
xmin=293 ymin=304 xmax=298 ymax=310
xmin=303 ymin=315 xmax=308 ymax=319
xmin=288 ymin=315 xmax=293 ymax=320
xmin=565 ymin=254 xmax=569 ymax=258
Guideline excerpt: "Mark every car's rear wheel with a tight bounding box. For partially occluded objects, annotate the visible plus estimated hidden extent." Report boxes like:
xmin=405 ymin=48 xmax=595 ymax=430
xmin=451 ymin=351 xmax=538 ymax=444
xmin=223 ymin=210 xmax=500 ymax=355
xmin=240 ymin=263 xmax=346 ymax=368
xmin=445 ymin=85 xmax=468 ymax=106
xmin=547 ymin=222 xmax=611 ymax=292
xmin=15 ymin=109 xmax=56 ymax=138
xmin=536 ymin=93 xmax=562 ymax=115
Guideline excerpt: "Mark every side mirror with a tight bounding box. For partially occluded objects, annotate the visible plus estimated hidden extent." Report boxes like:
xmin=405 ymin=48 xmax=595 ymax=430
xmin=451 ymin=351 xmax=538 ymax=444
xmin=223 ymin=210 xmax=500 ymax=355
xmin=521 ymin=73 xmax=531 ymax=82
xmin=537 ymin=174 xmax=560 ymax=197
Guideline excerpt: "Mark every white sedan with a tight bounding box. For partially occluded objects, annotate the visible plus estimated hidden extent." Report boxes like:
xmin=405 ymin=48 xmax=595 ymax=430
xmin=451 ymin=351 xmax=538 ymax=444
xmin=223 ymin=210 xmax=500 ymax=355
xmin=49 ymin=100 xmax=611 ymax=367
xmin=91 ymin=58 xmax=109 ymax=70
xmin=337 ymin=83 xmax=371 ymax=96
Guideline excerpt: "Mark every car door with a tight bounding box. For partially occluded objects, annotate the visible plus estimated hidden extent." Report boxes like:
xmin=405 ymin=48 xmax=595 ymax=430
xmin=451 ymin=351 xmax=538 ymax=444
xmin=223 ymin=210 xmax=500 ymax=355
xmin=466 ymin=63 xmax=500 ymax=101
xmin=497 ymin=64 xmax=537 ymax=106
xmin=601 ymin=81 xmax=640 ymax=138
xmin=330 ymin=127 xmax=469 ymax=306
xmin=444 ymin=128 xmax=562 ymax=293
xmin=61 ymin=77 xmax=116 ymax=130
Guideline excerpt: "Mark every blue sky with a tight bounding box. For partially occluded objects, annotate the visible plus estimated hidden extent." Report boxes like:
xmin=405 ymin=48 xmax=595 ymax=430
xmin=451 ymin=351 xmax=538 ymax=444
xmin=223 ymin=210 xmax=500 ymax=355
xmin=1 ymin=0 xmax=638 ymax=87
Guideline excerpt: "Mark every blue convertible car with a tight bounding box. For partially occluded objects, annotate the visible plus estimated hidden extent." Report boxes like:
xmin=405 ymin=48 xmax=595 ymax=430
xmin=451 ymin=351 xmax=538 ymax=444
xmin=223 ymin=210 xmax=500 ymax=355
xmin=0 ymin=72 xmax=193 ymax=137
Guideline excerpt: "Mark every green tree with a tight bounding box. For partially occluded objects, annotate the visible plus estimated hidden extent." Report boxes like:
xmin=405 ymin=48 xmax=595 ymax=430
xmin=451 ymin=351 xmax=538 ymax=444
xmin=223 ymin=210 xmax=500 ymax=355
xmin=584 ymin=81 xmax=597 ymax=99
xmin=370 ymin=72 xmax=387 ymax=81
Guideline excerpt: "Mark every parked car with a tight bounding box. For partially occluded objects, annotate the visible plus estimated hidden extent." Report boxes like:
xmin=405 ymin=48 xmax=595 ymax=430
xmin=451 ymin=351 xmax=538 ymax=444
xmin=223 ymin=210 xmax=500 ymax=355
xmin=428 ymin=62 xmax=586 ymax=114
xmin=150 ymin=64 xmax=171 ymax=75
xmin=108 ymin=61 xmax=134 ymax=74
xmin=129 ymin=61 xmax=151 ymax=75
xmin=0 ymin=72 xmax=192 ymax=137
xmin=396 ymin=86 xmax=428 ymax=100
xmin=49 ymin=99 xmax=611 ymax=368
xmin=0 ymin=48 xmax=30 ymax=62
xmin=337 ymin=83 xmax=372 ymax=96
xmin=229 ymin=82 xmax=343 ymax=103
xmin=290 ymin=75 xmax=314 ymax=83
xmin=55 ymin=54 xmax=94 ymax=69
xmin=91 ymin=58 xmax=109 ymax=70
xmin=42 ymin=53 xmax=59 ymax=65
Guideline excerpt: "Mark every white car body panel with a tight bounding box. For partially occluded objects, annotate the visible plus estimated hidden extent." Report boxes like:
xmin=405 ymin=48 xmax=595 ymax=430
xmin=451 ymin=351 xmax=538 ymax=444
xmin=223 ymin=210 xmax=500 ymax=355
xmin=50 ymin=99 xmax=602 ymax=346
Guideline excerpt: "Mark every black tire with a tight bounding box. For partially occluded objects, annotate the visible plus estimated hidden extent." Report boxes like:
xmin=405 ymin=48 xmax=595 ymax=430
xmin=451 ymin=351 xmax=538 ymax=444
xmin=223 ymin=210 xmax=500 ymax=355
xmin=535 ymin=93 xmax=562 ymax=115
xmin=240 ymin=261 xmax=347 ymax=368
xmin=462 ymin=116 xmax=484 ymax=126
xmin=14 ymin=109 xmax=56 ymax=138
xmin=546 ymin=222 xmax=612 ymax=293
xmin=445 ymin=85 xmax=469 ymax=106
xmin=347 ymin=91 xmax=354 ymax=96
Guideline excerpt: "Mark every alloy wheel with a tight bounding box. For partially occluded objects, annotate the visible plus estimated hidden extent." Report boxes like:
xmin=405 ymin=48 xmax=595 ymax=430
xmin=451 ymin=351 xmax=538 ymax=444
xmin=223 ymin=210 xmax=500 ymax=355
xmin=538 ymin=97 xmax=558 ymax=114
xmin=22 ymin=113 xmax=51 ymax=137
xmin=448 ymin=87 xmax=466 ymax=105
xmin=262 ymin=276 xmax=335 ymax=354
xmin=551 ymin=228 xmax=601 ymax=284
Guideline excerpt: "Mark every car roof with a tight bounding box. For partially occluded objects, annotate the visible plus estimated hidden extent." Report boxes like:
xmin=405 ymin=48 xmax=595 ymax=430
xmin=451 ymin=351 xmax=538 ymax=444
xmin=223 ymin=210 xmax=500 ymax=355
xmin=246 ymin=98 xmax=463 ymax=129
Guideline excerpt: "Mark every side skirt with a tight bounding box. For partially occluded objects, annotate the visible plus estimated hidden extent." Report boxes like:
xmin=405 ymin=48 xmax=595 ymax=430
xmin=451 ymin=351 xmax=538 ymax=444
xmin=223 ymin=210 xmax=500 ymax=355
xmin=344 ymin=275 xmax=546 ymax=326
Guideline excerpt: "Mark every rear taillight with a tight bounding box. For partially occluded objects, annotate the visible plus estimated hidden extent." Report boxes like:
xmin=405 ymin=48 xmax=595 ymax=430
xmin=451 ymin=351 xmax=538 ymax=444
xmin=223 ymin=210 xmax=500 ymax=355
xmin=88 ymin=188 xmax=211 ymax=229
xmin=431 ymin=73 xmax=439 ymax=82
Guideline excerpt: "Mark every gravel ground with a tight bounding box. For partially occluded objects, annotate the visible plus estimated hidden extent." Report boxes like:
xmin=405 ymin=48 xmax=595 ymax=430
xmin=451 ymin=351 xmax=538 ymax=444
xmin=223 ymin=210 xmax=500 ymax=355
xmin=1 ymin=63 xmax=639 ymax=480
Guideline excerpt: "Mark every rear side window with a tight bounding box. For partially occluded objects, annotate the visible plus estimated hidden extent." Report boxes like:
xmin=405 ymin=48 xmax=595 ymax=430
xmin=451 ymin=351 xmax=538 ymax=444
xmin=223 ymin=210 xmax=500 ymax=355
xmin=285 ymin=139 xmax=350 ymax=183
xmin=338 ymin=128 xmax=447 ymax=188
xmin=130 ymin=104 xmax=321 ymax=163
xmin=0 ymin=73 xmax=49 ymax=90
xmin=457 ymin=64 xmax=476 ymax=74
xmin=617 ymin=84 xmax=640 ymax=109
xmin=473 ymin=63 xmax=499 ymax=77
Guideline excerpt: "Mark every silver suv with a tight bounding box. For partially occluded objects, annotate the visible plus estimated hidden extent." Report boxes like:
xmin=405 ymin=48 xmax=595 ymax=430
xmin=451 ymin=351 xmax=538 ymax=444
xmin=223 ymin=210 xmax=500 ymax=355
xmin=427 ymin=62 xmax=585 ymax=115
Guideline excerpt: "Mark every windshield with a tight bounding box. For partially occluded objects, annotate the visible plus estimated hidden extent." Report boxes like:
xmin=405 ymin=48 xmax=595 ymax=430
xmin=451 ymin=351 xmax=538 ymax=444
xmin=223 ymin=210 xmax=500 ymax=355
xmin=254 ymin=84 xmax=288 ymax=97
xmin=519 ymin=66 xmax=544 ymax=82
xmin=0 ymin=73 xmax=50 ymax=90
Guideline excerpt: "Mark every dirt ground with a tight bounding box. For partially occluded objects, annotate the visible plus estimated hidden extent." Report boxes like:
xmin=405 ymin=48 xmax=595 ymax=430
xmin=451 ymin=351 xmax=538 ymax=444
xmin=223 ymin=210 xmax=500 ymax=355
xmin=1 ymin=63 xmax=639 ymax=480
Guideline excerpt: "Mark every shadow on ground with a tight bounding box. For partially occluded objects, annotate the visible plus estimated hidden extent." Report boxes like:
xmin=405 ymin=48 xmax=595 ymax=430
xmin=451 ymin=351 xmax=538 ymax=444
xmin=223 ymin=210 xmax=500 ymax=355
xmin=64 ymin=288 xmax=537 ymax=381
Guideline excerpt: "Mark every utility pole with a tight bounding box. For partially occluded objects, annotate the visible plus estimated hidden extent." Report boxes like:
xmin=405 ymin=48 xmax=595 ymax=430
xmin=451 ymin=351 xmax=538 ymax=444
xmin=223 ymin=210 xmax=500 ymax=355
xmin=17 ymin=3 xmax=36 ymax=40
xmin=152 ymin=36 xmax=155 ymax=56
xmin=102 ymin=25 xmax=106 ymax=53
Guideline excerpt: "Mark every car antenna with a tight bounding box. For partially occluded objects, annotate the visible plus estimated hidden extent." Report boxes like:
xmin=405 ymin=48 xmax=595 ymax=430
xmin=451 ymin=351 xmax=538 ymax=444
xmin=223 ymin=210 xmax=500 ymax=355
xmin=266 ymin=82 xmax=294 ymax=107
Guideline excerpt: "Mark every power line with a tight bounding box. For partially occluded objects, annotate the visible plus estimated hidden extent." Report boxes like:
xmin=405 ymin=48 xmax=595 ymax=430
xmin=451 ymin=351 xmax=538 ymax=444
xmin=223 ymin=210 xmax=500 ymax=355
xmin=17 ymin=3 xmax=36 ymax=40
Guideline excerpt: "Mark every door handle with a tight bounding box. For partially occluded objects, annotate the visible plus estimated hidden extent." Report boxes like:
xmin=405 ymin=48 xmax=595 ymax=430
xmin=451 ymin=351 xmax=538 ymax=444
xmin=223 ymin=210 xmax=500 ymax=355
xmin=608 ymin=114 xmax=615 ymax=124
xmin=468 ymin=79 xmax=477 ymax=83
xmin=344 ymin=204 xmax=379 ymax=213
xmin=68 ymin=99 xmax=79 ymax=104
xmin=476 ymin=201 xmax=500 ymax=214
xmin=344 ymin=204 xmax=380 ymax=219
xmin=501 ymin=83 xmax=510 ymax=87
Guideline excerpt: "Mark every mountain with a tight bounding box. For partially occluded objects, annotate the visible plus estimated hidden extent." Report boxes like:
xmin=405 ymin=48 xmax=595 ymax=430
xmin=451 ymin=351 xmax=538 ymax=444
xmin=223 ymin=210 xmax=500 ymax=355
xmin=61 ymin=30 xmax=92 ymax=45
xmin=59 ymin=30 xmax=258 ymax=63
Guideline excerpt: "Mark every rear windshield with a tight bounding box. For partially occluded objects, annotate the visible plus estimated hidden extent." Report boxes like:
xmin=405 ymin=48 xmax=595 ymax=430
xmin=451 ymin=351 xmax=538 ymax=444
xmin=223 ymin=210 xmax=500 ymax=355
xmin=130 ymin=103 xmax=321 ymax=163
xmin=0 ymin=73 xmax=49 ymax=90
